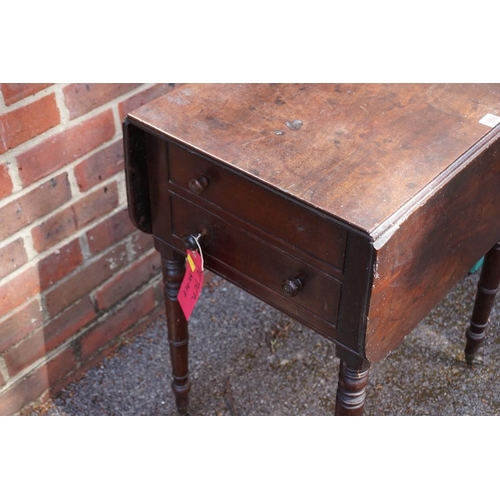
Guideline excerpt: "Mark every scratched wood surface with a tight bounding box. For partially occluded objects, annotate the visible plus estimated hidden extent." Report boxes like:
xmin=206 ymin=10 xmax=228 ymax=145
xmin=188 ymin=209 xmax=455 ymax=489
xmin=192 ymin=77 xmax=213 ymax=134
xmin=365 ymin=137 xmax=500 ymax=361
xmin=126 ymin=84 xmax=500 ymax=366
xmin=129 ymin=83 xmax=500 ymax=236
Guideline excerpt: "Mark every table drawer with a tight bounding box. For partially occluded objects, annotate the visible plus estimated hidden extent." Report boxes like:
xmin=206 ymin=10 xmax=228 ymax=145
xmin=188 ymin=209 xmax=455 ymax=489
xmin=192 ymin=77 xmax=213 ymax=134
xmin=168 ymin=142 xmax=346 ymax=271
xmin=170 ymin=193 xmax=342 ymax=327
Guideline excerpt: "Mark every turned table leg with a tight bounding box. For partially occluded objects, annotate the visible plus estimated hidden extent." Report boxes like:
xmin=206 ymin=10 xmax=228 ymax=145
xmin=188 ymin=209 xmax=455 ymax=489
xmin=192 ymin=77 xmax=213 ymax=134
xmin=161 ymin=248 xmax=191 ymax=414
xmin=335 ymin=353 xmax=371 ymax=416
xmin=465 ymin=241 xmax=500 ymax=366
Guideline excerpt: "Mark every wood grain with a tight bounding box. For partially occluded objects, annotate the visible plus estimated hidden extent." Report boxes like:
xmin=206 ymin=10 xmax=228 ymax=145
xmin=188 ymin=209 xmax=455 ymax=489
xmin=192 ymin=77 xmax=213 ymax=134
xmin=129 ymin=83 xmax=500 ymax=234
xmin=124 ymin=84 xmax=500 ymax=415
xmin=365 ymin=137 xmax=500 ymax=362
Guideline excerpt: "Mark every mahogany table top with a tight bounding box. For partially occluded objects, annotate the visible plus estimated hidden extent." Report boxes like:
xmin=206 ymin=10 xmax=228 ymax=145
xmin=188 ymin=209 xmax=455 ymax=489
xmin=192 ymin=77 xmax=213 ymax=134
xmin=129 ymin=83 xmax=500 ymax=240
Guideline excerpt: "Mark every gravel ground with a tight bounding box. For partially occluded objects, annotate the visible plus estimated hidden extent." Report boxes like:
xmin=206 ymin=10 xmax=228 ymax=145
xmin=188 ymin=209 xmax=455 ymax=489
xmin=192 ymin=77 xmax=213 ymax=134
xmin=30 ymin=271 xmax=500 ymax=416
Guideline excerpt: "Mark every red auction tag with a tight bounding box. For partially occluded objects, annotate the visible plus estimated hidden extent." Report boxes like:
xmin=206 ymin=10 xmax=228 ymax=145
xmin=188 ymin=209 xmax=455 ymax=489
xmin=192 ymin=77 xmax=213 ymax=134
xmin=177 ymin=249 xmax=204 ymax=321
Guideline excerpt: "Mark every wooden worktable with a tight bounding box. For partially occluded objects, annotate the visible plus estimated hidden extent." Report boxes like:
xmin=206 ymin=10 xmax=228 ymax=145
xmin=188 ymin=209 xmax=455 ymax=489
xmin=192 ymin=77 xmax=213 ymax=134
xmin=124 ymin=84 xmax=500 ymax=415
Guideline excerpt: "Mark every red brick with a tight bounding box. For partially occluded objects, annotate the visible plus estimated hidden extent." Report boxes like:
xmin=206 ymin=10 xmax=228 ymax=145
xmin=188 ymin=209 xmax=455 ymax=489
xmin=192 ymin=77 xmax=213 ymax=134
xmin=0 ymin=163 xmax=13 ymax=200
xmin=0 ymin=172 xmax=71 ymax=241
xmin=0 ymin=266 xmax=40 ymax=317
xmin=118 ymin=83 xmax=180 ymax=120
xmin=153 ymin=276 xmax=165 ymax=303
xmin=74 ymin=140 xmax=124 ymax=192
xmin=0 ymin=299 xmax=44 ymax=354
xmin=73 ymin=300 xmax=163 ymax=377
xmin=17 ymin=109 xmax=115 ymax=186
xmin=86 ymin=208 xmax=135 ymax=254
xmin=3 ymin=329 xmax=45 ymax=377
xmin=1 ymin=83 xmax=52 ymax=106
xmin=96 ymin=250 xmax=161 ymax=311
xmin=0 ymin=94 xmax=60 ymax=155
xmin=73 ymin=181 xmax=119 ymax=228
xmin=31 ymin=205 xmax=77 ymax=253
xmin=81 ymin=287 xmax=156 ymax=357
xmin=14 ymin=298 xmax=163 ymax=410
xmin=0 ymin=239 xmax=28 ymax=280
xmin=38 ymin=239 xmax=83 ymax=290
xmin=130 ymin=230 xmax=155 ymax=256
xmin=64 ymin=306 xmax=157 ymax=392
xmin=30 ymin=181 xmax=118 ymax=252
xmin=45 ymin=243 xmax=128 ymax=317
xmin=64 ymin=83 xmax=141 ymax=120
xmin=67 ymin=342 xmax=120 ymax=386
xmin=43 ymin=296 xmax=95 ymax=348
xmin=4 ymin=296 xmax=95 ymax=377
xmin=0 ymin=346 xmax=77 ymax=416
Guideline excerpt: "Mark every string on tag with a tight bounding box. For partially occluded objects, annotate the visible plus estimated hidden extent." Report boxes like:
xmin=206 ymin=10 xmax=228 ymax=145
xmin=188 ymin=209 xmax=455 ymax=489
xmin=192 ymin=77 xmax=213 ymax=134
xmin=193 ymin=233 xmax=204 ymax=271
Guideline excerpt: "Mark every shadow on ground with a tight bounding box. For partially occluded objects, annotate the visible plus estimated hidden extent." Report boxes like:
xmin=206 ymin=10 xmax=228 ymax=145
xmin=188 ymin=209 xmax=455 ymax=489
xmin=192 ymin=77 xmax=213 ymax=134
xmin=30 ymin=272 xmax=500 ymax=416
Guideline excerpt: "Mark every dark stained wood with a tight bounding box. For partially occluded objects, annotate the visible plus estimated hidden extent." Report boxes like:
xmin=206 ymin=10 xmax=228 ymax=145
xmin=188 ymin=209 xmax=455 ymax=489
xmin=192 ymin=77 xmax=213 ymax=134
xmin=168 ymin=142 xmax=347 ymax=270
xmin=365 ymin=137 xmax=500 ymax=362
xmin=122 ymin=120 xmax=151 ymax=233
xmin=335 ymin=358 xmax=371 ymax=416
xmin=159 ymin=243 xmax=191 ymax=414
xmin=129 ymin=83 xmax=500 ymax=233
xmin=124 ymin=83 xmax=500 ymax=415
xmin=336 ymin=230 xmax=373 ymax=354
xmin=169 ymin=193 xmax=342 ymax=329
xmin=465 ymin=241 xmax=500 ymax=365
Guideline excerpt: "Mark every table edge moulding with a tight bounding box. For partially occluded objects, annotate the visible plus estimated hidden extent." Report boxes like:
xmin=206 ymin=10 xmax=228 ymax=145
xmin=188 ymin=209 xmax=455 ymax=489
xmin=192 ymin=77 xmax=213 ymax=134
xmin=123 ymin=83 xmax=500 ymax=415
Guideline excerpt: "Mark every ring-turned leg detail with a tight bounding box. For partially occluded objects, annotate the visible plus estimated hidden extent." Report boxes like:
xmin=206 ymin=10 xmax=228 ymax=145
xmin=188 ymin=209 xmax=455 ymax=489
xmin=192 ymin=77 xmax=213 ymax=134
xmin=335 ymin=359 xmax=370 ymax=416
xmin=162 ymin=252 xmax=191 ymax=414
xmin=465 ymin=241 xmax=500 ymax=366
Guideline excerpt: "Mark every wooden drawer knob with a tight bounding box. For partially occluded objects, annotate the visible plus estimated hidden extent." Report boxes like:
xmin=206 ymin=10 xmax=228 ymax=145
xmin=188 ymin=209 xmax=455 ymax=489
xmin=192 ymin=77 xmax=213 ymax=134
xmin=183 ymin=234 xmax=199 ymax=251
xmin=183 ymin=230 xmax=207 ymax=251
xmin=188 ymin=176 xmax=208 ymax=194
xmin=281 ymin=278 xmax=303 ymax=297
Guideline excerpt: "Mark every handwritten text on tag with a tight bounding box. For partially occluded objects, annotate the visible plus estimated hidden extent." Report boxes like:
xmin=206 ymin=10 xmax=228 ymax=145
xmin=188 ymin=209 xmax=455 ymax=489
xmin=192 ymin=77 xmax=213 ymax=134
xmin=177 ymin=250 xmax=204 ymax=321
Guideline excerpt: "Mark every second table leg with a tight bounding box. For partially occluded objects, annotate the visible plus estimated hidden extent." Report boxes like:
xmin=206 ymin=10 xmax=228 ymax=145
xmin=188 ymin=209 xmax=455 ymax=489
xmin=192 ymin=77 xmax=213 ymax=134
xmin=465 ymin=241 xmax=500 ymax=366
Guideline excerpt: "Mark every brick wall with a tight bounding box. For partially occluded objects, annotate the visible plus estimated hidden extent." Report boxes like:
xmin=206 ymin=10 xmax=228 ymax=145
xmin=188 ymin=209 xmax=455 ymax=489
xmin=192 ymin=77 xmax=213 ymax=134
xmin=0 ymin=83 xmax=182 ymax=415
